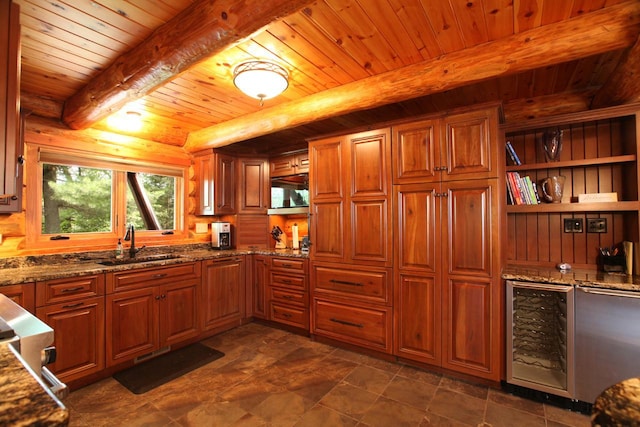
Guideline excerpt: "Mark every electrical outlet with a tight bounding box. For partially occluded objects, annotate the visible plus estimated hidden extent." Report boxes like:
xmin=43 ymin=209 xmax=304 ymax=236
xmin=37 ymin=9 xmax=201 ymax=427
xmin=564 ymin=218 xmax=583 ymax=233
xmin=587 ymin=218 xmax=607 ymax=233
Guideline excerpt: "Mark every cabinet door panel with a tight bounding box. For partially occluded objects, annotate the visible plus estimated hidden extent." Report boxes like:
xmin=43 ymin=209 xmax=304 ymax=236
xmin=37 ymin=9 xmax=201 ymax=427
xmin=201 ymin=257 xmax=245 ymax=331
xmin=311 ymin=201 xmax=344 ymax=260
xmin=160 ymin=282 xmax=199 ymax=346
xmin=351 ymin=199 xmax=389 ymax=263
xmin=238 ymin=158 xmax=268 ymax=213
xmin=350 ymin=129 xmax=390 ymax=197
xmin=195 ymin=153 xmax=215 ymax=215
xmin=252 ymin=255 xmax=269 ymax=319
xmin=1 ymin=283 xmax=35 ymax=313
xmin=310 ymin=139 xmax=343 ymax=200
xmin=444 ymin=109 xmax=497 ymax=180
xmin=395 ymin=185 xmax=439 ymax=272
xmin=445 ymin=181 xmax=495 ymax=277
xmin=395 ymin=273 xmax=440 ymax=364
xmin=107 ymin=288 xmax=157 ymax=366
xmin=393 ymin=119 xmax=438 ymax=183
xmin=443 ymin=277 xmax=493 ymax=376
xmin=217 ymin=154 xmax=236 ymax=213
xmin=37 ymin=297 xmax=105 ymax=381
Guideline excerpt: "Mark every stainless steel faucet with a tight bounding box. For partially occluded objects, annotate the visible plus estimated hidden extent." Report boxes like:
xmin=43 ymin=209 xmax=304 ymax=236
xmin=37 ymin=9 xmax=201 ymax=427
xmin=123 ymin=224 xmax=146 ymax=258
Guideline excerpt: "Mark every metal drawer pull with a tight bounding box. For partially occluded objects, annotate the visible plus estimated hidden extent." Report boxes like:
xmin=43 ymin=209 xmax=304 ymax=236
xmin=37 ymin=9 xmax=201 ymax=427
xmin=329 ymin=279 xmax=363 ymax=287
xmin=280 ymin=264 xmax=292 ymax=268
xmin=62 ymin=302 xmax=84 ymax=309
xmin=330 ymin=318 xmax=363 ymax=328
xmin=152 ymin=273 xmax=168 ymax=279
xmin=283 ymin=295 xmax=294 ymax=299
xmin=281 ymin=279 xmax=293 ymax=283
xmin=61 ymin=286 xmax=84 ymax=293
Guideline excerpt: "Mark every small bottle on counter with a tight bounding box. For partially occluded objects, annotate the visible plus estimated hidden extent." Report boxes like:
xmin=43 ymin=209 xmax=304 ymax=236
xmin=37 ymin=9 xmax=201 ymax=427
xmin=115 ymin=239 xmax=124 ymax=259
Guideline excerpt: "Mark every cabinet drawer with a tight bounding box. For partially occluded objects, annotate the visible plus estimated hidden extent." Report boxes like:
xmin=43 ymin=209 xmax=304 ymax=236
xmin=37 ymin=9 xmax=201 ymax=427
xmin=271 ymin=257 xmax=307 ymax=272
xmin=271 ymin=303 xmax=308 ymax=329
xmin=271 ymin=271 xmax=306 ymax=290
xmin=313 ymin=265 xmax=390 ymax=304
xmin=313 ymin=299 xmax=391 ymax=353
xmin=36 ymin=275 xmax=105 ymax=306
xmin=107 ymin=262 xmax=200 ymax=293
xmin=270 ymin=287 xmax=306 ymax=306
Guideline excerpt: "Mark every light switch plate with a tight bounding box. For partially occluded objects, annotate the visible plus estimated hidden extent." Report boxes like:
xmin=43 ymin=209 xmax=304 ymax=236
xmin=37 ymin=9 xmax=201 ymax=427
xmin=195 ymin=223 xmax=208 ymax=233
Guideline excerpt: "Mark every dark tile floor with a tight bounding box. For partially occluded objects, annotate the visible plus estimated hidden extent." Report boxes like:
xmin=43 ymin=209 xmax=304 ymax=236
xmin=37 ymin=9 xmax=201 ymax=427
xmin=66 ymin=323 xmax=591 ymax=426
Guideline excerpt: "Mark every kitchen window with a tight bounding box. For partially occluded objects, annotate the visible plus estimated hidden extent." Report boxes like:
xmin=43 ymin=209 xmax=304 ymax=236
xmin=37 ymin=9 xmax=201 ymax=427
xmin=26 ymin=145 xmax=186 ymax=248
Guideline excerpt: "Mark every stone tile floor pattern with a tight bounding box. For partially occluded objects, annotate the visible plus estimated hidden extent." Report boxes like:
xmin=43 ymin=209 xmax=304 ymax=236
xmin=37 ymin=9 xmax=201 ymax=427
xmin=66 ymin=323 xmax=591 ymax=426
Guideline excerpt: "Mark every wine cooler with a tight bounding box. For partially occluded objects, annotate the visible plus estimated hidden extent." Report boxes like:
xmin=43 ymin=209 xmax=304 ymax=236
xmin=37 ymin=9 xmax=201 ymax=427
xmin=506 ymin=280 xmax=575 ymax=398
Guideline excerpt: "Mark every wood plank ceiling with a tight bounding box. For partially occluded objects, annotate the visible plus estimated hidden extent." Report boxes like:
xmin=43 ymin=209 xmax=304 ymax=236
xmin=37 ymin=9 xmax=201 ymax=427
xmin=14 ymin=0 xmax=640 ymax=156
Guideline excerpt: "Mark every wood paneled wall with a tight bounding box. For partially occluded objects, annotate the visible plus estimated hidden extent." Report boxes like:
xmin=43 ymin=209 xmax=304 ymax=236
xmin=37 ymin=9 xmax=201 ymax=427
xmin=506 ymin=116 xmax=638 ymax=267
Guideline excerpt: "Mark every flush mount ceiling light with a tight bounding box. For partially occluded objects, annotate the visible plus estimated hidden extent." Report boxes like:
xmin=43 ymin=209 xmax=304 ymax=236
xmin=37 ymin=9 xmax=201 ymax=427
xmin=233 ymin=60 xmax=289 ymax=105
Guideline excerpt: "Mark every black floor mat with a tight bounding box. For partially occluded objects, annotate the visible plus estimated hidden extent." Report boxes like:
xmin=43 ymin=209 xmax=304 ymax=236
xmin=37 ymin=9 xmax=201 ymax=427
xmin=113 ymin=343 xmax=224 ymax=394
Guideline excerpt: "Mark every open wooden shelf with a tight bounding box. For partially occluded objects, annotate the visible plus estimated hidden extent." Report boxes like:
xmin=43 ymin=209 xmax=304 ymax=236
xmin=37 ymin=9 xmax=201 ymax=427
xmin=506 ymin=201 xmax=640 ymax=213
xmin=506 ymin=155 xmax=636 ymax=172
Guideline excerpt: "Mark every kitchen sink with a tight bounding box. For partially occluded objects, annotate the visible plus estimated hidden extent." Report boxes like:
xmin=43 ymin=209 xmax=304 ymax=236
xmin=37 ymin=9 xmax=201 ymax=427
xmin=97 ymin=254 xmax=183 ymax=266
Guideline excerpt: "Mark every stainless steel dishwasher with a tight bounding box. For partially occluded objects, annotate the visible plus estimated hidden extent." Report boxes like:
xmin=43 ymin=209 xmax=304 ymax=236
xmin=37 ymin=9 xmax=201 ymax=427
xmin=575 ymin=286 xmax=640 ymax=403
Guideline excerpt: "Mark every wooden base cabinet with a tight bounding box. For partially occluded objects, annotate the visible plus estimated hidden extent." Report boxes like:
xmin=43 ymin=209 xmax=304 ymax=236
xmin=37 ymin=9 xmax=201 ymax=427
xmin=394 ymin=177 xmax=501 ymax=381
xmin=311 ymin=262 xmax=393 ymax=353
xmin=251 ymin=255 xmax=270 ymax=319
xmin=36 ymin=275 xmax=105 ymax=383
xmin=106 ymin=263 xmax=200 ymax=366
xmin=1 ymin=283 xmax=35 ymax=312
xmin=201 ymin=256 xmax=246 ymax=332
xmin=268 ymin=257 xmax=309 ymax=330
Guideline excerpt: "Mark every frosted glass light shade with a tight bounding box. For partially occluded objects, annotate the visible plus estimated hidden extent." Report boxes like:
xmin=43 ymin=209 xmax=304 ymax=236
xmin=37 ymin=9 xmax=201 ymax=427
xmin=233 ymin=61 xmax=289 ymax=102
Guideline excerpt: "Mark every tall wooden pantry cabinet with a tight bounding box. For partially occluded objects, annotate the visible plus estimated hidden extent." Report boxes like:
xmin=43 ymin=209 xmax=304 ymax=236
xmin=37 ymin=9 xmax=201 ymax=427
xmin=393 ymin=104 xmax=503 ymax=381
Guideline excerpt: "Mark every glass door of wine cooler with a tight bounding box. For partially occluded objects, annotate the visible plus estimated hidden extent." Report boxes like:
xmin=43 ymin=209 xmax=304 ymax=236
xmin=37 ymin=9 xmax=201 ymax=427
xmin=506 ymin=280 xmax=575 ymax=398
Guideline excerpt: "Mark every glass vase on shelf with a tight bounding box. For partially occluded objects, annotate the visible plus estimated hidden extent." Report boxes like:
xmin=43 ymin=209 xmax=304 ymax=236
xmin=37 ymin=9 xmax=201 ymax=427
xmin=541 ymin=128 xmax=563 ymax=162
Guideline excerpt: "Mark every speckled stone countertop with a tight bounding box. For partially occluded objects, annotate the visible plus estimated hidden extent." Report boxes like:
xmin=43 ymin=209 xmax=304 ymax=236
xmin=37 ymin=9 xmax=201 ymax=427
xmin=0 ymin=244 xmax=308 ymax=286
xmin=0 ymin=343 xmax=68 ymax=426
xmin=591 ymin=377 xmax=640 ymax=426
xmin=502 ymin=264 xmax=640 ymax=291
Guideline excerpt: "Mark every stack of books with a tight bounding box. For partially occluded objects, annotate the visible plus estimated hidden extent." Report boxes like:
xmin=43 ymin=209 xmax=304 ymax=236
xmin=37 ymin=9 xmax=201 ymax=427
xmin=506 ymin=141 xmax=521 ymax=166
xmin=506 ymin=172 xmax=540 ymax=205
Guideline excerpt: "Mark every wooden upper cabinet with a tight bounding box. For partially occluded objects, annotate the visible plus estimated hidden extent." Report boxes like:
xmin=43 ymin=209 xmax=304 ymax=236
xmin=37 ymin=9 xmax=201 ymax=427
xmin=392 ymin=106 xmax=499 ymax=184
xmin=309 ymin=138 xmax=343 ymax=201
xmin=1 ymin=1 xmax=21 ymax=201
xmin=237 ymin=157 xmax=269 ymax=214
xmin=443 ymin=107 xmax=498 ymax=180
xmin=310 ymin=128 xmax=392 ymax=266
xmin=193 ymin=150 xmax=235 ymax=215
xmin=270 ymin=151 xmax=309 ymax=177
xmin=350 ymin=129 xmax=391 ymax=197
xmin=393 ymin=119 xmax=438 ymax=183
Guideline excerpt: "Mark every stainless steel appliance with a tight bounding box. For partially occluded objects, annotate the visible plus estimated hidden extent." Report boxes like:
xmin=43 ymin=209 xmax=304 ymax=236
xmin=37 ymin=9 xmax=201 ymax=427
xmin=0 ymin=294 xmax=68 ymax=399
xmin=575 ymin=286 xmax=640 ymax=403
xmin=506 ymin=280 xmax=575 ymax=398
xmin=211 ymin=221 xmax=231 ymax=249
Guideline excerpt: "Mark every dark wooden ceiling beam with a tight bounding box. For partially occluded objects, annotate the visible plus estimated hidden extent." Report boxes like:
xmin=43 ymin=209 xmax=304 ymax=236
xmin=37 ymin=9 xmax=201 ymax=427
xmin=61 ymin=0 xmax=313 ymax=130
xmin=186 ymin=0 xmax=640 ymax=151
xmin=591 ymin=35 xmax=640 ymax=108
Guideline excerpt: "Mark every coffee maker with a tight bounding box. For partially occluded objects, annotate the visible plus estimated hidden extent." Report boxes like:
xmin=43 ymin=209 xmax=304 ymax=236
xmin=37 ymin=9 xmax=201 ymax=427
xmin=211 ymin=222 xmax=231 ymax=249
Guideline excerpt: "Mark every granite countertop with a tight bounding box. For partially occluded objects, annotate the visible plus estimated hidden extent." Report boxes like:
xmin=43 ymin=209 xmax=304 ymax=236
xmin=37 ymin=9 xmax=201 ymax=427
xmin=0 ymin=244 xmax=309 ymax=287
xmin=592 ymin=377 xmax=640 ymax=426
xmin=0 ymin=343 xmax=68 ymax=426
xmin=502 ymin=264 xmax=640 ymax=292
